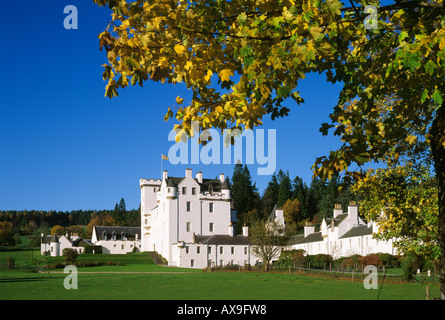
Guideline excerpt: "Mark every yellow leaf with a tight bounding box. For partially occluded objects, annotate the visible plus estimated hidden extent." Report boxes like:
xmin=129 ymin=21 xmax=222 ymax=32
xmin=174 ymin=44 xmax=186 ymax=55
xmin=405 ymin=135 xmax=417 ymax=145
xmin=204 ymin=70 xmax=213 ymax=82
xmin=219 ymin=69 xmax=234 ymax=82
xmin=176 ymin=96 xmax=184 ymax=105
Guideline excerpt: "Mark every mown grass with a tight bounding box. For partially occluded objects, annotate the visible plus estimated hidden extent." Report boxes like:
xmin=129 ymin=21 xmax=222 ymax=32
xmin=0 ymin=269 xmax=439 ymax=300
xmin=0 ymin=247 xmax=440 ymax=300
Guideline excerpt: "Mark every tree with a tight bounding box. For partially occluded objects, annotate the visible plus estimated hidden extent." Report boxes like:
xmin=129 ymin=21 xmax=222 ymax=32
xmin=231 ymin=164 xmax=257 ymax=230
xmin=250 ymin=219 xmax=289 ymax=271
xmin=93 ymin=0 xmax=445 ymax=298
xmin=86 ymin=213 xmax=117 ymax=238
xmin=261 ymin=173 xmax=279 ymax=217
xmin=282 ymin=198 xmax=305 ymax=235
xmin=0 ymin=222 xmax=14 ymax=246
xmin=277 ymin=170 xmax=292 ymax=207
xmin=51 ymin=225 xmax=66 ymax=236
xmin=351 ymin=162 xmax=439 ymax=261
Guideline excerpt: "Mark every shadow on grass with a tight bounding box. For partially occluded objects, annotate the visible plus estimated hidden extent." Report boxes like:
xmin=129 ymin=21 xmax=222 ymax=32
xmin=0 ymin=277 xmax=51 ymax=283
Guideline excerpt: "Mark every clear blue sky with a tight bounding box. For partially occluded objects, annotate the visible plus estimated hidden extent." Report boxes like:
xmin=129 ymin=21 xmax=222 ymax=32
xmin=0 ymin=0 xmax=345 ymax=211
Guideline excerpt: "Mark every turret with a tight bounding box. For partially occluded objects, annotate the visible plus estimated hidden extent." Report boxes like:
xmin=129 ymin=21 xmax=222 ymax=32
xmin=50 ymin=234 xmax=60 ymax=257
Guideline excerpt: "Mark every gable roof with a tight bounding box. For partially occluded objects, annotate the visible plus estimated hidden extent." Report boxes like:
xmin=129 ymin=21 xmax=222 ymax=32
xmin=338 ymin=224 xmax=373 ymax=239
xmin=165 ymin=176 xmax=227 ymax=193
xmin=94 ymin=226 xmax=141 ymax=240
xmin=287 ymin=232 xmax=323 ymax=246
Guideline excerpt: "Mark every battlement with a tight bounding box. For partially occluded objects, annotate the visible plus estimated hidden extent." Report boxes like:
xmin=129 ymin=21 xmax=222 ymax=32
xmin=140 ymin=178 xmax=162 ymax=188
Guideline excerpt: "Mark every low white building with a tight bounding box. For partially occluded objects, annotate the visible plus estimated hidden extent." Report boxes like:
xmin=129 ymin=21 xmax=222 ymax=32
xmin=91 ymin=226 xmax=141 ymax=254
xmin=287 ymin=202 xmax=396 ymax=259
xmin=140 ymin=168 xmax=260 ymax=268
xmin=41 ymin=233 xmax=92 ymax=256
xmin=41 ymin=226 xmax=141 ymax=256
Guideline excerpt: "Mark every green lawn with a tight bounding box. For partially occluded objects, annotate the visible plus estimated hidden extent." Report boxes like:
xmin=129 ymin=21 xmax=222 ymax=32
xmin=0 ymin=247 xmax=440 ymax=300
xmin=0 ymin=268 xmax=439 ymax=300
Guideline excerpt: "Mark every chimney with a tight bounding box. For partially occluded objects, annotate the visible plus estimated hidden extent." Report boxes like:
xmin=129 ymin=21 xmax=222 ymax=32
xmin=196 ymin=171 xmax=203 ymax=183
xmin=304 ymin=223 xmax=315 ymax=237
xmin=185 ymin=168 xmax=192 ymax=178
xmin=348 ymin=201 xmax=359 ymax=228
xmin=219 ymin=173 xmax=225 ymax=183
xmin=228 ymin=223 xmax=234 ymax=236
xmin=333 ymin=204 xmax=342 ymax=218
xmin=163 ymin=170 xmax=168 ymax=181
xmin=242 ymin=224 xmax=249 ymax=237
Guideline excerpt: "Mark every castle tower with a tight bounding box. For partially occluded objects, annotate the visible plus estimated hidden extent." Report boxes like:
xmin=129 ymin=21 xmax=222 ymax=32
xmin=140 ymin=176 xmax=162 ymax=252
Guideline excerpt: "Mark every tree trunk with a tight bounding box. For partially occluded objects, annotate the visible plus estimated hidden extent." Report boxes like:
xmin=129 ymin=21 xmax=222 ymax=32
xmin=430 ymin=101 xmax=445 ymax=300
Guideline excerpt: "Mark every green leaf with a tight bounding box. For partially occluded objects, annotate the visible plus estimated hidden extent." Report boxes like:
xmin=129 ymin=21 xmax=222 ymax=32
xmin=237 ymin=12 xmax=247 ymax=25
xmin=398 ymin=31 xmax=408 ymax=43
xmin=424 ymin=60 xmax=436 ymax=75
xmin=432 ymin=89 xmax=443 ymax=105
xmin=421 ymin=88 xmax=429 ymax=103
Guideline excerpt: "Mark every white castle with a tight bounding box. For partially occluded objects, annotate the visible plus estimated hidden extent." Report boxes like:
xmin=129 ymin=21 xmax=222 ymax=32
xmin=41 ymin=169 xmax=396 ymax=268
xmin=140 ymin=168 xmax=261 ymax=268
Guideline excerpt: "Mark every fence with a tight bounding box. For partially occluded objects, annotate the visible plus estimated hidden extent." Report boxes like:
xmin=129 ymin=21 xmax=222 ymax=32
xmin=271 ymin=264 xmax=439 ymax=284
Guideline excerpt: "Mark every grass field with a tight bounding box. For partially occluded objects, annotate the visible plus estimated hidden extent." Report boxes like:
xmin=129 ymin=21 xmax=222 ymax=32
xmin=0 ymin=247 xmax=441 ymax=300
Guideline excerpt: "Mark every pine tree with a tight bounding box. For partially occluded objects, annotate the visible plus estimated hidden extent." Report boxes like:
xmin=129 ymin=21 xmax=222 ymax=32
xmin=261 ymin=173 xmax=279 ymax=218
xmin=277 ymin=170 xmax=292 ymax=208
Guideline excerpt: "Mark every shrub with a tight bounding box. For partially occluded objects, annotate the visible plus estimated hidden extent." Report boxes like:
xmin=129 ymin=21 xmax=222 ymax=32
xmin=359 ymin=254 xmax=383 ymax=268
xmin=401 ymin=251 xmax=424 ymax=281
xmin=63 ymin=248 xmax=78 ymax=264
xmin=307 ymin=254 xmax=333 ymax=269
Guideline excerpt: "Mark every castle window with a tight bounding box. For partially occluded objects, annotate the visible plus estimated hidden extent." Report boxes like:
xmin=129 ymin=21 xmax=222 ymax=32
xmin=244 ymin=247 xmax=248 ymax=255
xmin=220 ymin=246 xmax=223 ymax=254
xmin=182 ymin=187 xmax=187 ymax=195
xmin=192 ymin=187 xmax=196 ymax=195
xmin=102 ymin=231 xmax=107 ymax=240
xmin=197 ymin=246 xmax=201 ymax=254
xmin=121 ymin=231 xmax=125 ymax=240
xmin=186 ymin=222 xmax=191 ymax=232
xmin=112 ymin=231 xmax=116 ymax=241
xmin=191 ymin=259 xmax=194 ymax=267
xmin=186 ymin=201 xmax=191 ymax=212
xmin=186 ymin=246 xmax=189 ymax=254
xmin=209 ymin=223 xmax=214 ymax=232
xmin=208 ymin=246 xmax=212 ymax=254
xmin=231 ymin=247 xmax=234 ymax=254
xmin=209 ymin=203 xmax=214 ymax=213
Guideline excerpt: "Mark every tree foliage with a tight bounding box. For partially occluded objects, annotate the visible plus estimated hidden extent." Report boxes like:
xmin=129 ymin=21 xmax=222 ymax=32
xmin=351 ymin=162 xmax=439 ymax=261
xmin=93 ymin=0 xmax=445 ymax=297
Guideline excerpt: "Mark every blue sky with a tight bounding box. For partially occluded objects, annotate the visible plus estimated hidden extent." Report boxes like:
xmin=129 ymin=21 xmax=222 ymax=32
xmin=0 ymin=0 xmax=345 ymax=211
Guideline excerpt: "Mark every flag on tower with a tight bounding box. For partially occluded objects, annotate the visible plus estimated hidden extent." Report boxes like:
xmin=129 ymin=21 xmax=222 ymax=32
xmin=161 ymin=154 xmax=168 ymax=160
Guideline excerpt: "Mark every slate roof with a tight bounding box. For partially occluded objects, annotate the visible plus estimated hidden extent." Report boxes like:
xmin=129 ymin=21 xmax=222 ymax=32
xmin=287 ymin=232 xmax=323 ymax=246
xmin=338 ymin=224 xmax=373 ymax=239
xmin=94 ymin=226 xmax=141 ymax=240
xmin=194 ymin=234 xmax=251 ymax=245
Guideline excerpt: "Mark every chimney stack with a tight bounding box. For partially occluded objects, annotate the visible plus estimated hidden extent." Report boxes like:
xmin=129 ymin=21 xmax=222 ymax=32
xmin=333 ymin=204 xmax=342 ymax=218
xmin=228 ymin=223 xmax=234 ymax=237
xmin=242 ymin=224 xmax=249 ymax=237
xmin=196 ymin=171 xmax=203 ymax=183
